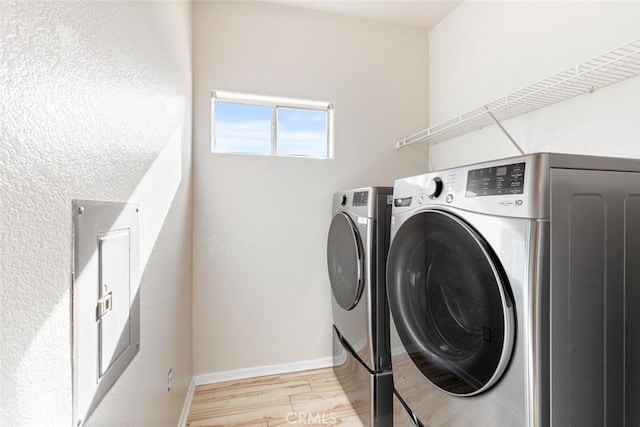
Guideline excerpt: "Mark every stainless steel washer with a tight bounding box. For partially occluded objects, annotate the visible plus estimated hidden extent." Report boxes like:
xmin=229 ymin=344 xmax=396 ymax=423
xmin=328 ymin=187 xmax=393 ymax=426
xmin=387 ymin=153 xmax=640 ymax=427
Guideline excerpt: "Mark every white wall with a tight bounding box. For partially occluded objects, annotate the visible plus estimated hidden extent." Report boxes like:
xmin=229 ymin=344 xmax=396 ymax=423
xmin=427 ymin=1 xmax=640 ymax=170
xmin=0 ymin=2 xmax=192 ymax=426
xmin=192 ymin=1 xmax=429 ymax=377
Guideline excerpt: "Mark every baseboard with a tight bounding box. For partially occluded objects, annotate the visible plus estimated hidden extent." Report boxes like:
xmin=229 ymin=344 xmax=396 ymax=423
xmin=193 ymin=356 xmax=334 ymax=386
xmin=177 ymin=378 xmax=196 ymax=427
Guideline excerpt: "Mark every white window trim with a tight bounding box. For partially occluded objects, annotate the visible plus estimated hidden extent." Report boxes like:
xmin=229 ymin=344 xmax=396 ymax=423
xmin=211 ymin=90 xmax=334 ymax=159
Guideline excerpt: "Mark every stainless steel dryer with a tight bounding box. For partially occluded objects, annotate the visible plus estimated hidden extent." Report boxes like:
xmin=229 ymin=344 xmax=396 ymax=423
xmin=387 ymin=153 xmax=640 ymax=427
xmin=328 ymin=187 xmax=393 ymax=426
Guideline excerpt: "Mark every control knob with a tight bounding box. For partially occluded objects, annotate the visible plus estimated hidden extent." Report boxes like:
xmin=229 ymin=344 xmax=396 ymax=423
xmin=426 ymin=177 xmax=443 ymax=199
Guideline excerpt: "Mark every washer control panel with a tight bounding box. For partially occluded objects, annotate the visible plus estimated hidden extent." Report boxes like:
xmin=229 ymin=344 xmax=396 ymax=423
xmin=391 ymin=154 xmax=547 ymax=219
xmin=466 ymin=162 xmax=526 ymax=197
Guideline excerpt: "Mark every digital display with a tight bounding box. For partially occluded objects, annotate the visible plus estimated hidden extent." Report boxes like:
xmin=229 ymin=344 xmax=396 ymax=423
xmin=466 ymin=162 xmax=526 ymax=197
xmin=352 ymin=191 xmax=369 ymax=206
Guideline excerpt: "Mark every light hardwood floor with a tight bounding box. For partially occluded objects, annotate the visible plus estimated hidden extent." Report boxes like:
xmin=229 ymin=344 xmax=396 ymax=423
xmin=186 ymin=367 xmax=365 ymax=427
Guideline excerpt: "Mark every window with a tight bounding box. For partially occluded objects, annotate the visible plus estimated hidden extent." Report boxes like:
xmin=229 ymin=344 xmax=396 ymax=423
xmin=212 ymin=91 xmax=334 ymax=158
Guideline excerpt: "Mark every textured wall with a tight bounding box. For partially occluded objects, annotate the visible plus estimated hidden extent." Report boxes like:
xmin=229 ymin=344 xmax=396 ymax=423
xmin=192 ymin=1 xmax=429 ymax=377
xmin=427 ymin=1 xmax=640 ymax=169
xmin=0 ymin=2 xmax=192 ymax=426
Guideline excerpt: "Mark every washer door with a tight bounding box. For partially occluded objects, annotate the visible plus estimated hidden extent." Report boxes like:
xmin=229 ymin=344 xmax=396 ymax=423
xmin=387 ymin=210 xmax=515 ymax=396
xmin=327 ymin=212 xmax=364 ymax=310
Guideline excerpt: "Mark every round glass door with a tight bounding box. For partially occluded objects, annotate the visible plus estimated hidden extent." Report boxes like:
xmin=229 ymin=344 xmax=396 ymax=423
xmin=387 ymin=210 xmax=514 ymax=396
xmin=327 ymin=212 xmax=364 ymax=311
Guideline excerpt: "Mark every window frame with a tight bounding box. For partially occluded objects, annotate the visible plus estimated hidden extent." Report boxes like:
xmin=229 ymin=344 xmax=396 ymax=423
xmin=211 ymin=90 xmax=334 ymax=159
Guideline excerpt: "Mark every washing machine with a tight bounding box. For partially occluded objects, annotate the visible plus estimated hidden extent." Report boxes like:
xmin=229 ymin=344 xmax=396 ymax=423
xmin=387 ymin=153 xmax=640 ymax=427
xmin=328 ymin=187 xmax=393 ymax=426
xmin=393 ymin=391 xmax=419 ymax=427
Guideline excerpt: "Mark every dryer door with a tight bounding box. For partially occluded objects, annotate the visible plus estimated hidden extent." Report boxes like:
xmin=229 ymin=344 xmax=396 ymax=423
xmin=327 ymin=212 xmax=364 ymax=310
xmin=387 ymin=210 xmax=515 ymax=396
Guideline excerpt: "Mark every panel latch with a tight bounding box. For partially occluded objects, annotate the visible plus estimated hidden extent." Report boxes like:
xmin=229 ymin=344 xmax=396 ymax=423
xmin=96 ymin=292 xmax=113 ymax=320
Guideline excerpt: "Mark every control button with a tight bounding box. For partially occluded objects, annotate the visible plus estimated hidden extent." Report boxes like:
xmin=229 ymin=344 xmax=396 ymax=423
xmin=446 ymin=194 xmax=454 ymax=204
xmin=426 ymin=177 xmax=443 ymax=199
xmin=418 ymin=196 xmax=424 ymax=205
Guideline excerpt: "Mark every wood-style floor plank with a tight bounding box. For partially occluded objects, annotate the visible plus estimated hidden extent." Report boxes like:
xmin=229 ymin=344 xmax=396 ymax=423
xmin=190 ymin=421 xmax=269 ymax=427
xmin=192 ymin=375 xmax=312 ymax=405
xmin=188 ymin=396 xmax=293 ymax=426
xmin=268 ymin=414 xmax=364 ymax=427
xmin=290 ymin=390 xmax=359 ymax=420
xmin=186 ymin=367 xmax=363 ymax=427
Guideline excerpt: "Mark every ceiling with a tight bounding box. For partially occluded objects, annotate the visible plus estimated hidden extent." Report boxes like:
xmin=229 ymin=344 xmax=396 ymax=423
xmin=265 ymin=1 xmax=462 ymax=31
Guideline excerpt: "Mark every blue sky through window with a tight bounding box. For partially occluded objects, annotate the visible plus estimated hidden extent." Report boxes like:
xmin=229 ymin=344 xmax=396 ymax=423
xmin=277 ymin=108 xmax=327 ymax=157
xmin=215 ymin=102 xmax=271 ymax=154
xmin=214 ymin=98 xmax=330 ymax=158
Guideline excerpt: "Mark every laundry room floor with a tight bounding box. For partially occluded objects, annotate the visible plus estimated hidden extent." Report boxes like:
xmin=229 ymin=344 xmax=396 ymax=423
xmin=186 ymin=367 xmax=364 ymax=426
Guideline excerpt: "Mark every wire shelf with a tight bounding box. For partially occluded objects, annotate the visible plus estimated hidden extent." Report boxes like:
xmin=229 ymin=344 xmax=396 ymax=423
xmin=396 ymin=38 xmax=640 ymax=148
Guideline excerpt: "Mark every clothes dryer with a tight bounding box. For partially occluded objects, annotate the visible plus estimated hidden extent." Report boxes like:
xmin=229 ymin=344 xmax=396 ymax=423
xmin=328 ymin=187 xmax=393 ymax=426
xmin=387 ymin=153 xmax=640 ymax=427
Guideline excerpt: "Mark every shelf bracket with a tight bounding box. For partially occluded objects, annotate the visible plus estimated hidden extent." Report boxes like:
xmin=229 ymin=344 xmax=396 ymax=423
xmin=485 ymin=106 xmax=525 ymax=155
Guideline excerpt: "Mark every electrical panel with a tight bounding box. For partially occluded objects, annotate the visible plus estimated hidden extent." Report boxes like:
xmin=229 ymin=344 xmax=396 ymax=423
xmin=72 ymin=200 xmax=140 ymax=426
